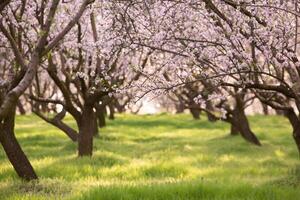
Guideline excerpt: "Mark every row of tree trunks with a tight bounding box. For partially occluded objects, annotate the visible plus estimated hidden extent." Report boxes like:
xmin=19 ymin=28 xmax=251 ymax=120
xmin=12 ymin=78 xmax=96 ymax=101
xmin=0 ymin=107 xmax=37 ymax=180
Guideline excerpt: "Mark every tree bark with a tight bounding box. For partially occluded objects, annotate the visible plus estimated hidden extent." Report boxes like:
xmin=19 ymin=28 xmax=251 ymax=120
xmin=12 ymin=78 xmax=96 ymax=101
xmin=233 ymin=94 xmax=261 ymax=146
xmin=114 ymin=99 xmax=126 ymax=113
xmin=230 ymin=123 xmax=239 ymax=136
xmin=51 ymin=120 xmax=78 ymax=142
xmin=207 ymin=112 xmax=218 ymax=122
xmin=92 ymin=109 xmax=99 ymax=137
xmin=16 ymin=100 xmax=26 ymax=115
xmin=206 ymin=102 xmax=217 ymax=122
xmin=175 ymin=103 xmax=185 ymax=114
xmin=33 ymin=109 xmax=79 ymax=142
xmin=262 ymin=104 xmax=269 ymax=115
xmin=0 ymin=107 xmax=37 ymax=181
xmin=108 ymin=103 xmax=115 ymax=120
xmin=284 ymin=109 xmax=300 ymax=154
xmin=190 ymin=108 xmax=201 ymax=120
xmin=96 ymin=104 xmax=106 ymax=128
xmin=78 ymin=104 xmax=94 ymax=156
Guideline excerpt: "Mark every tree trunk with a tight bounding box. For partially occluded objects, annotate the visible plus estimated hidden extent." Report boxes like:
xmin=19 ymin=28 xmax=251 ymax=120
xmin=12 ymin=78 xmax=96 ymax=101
xmin=230 ymin=123 xmax=239 ymax=136
xmin=284 ymin=109 xmax=300 ymax=154
xmin=108 ymin=103 xmax=115 ymax=120
xmin=115 ymin=100 xmax=126 ymax=113
xmin=51 ymin=120 xmax=78 ymax=142
xmin=294 ymin=129 xmax=300 ymax=155
xmin=233 ymin=94 xmax=261 ymax=146
xmin=92 ymin=109 xmax=99 ymax=137
xmin=175 ymin=103 xmax=185 ymax=114
xmin=206 ymin=102 xmax=217 ymax=122
xmin=33 ymin=109 xmax=79 ymax=142
xmin=190 ymin=108 xmax=201 ymax=120
xmin=207 ymin=112 xmax=218 ymax=122
xmin=0 ymin=108 xmax=37 ymax=181
xmin=16 ymin=100 xmax=26 ymax=115
xmin=96 ymin=105 xmax=106 ymax=128
xmin=262 ymin=104 xmax=269 ymax=115
xmin=78 ymin=104 xmax=94 ymax=156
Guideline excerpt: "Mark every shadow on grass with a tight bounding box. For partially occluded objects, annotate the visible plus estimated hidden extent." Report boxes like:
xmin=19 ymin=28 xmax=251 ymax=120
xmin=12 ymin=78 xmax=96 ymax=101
xmin=109 ymin=116 xmax=227 ymax=131
xmin=0 ymin=179 xmax=72 ymax=200
xmin=267 ymin=165 xmax=300 ymax=187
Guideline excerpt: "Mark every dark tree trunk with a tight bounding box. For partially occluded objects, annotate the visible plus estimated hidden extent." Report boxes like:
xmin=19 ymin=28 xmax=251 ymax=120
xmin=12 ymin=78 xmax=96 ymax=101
xmin=230 ymin=123 xmax=239 ymax=136
xmin=207 ymin=112 xmax=218 ymax=122
xmin=233 ymin=94 xmax=261 ymax=146
xmin=0 ymin=108 xmax=37 ymax=181
xmin=108 ymin=104 xmax=115 ymax=120
xmin=262 ymin=104 xmax=269 ymax=115
xmin=284 ymin=109 xmax=300 ymax=154
xmin=78 ymin=104 xmax=94 ymax=157
xmin=115 ymin=100 xmax=126 ymax=113
xmin=175 ymin=103 xmax=185 ymax=114
xmin=98 ymin=111 xmax=106 ymax=128
xmin=294 ymin=129 xmax=300 ymax=155
xmin=190 ymin=108 xmax=201 ymax=120
xmin=206 ymin=102 xmax=217 ymax=122
xmin=17 ymin=100 xmax=26 ymax=115
xmin=92 ymin=109 xmax=99 ymax=137
xmin=96 ymin=105 xmax=106 ymax=128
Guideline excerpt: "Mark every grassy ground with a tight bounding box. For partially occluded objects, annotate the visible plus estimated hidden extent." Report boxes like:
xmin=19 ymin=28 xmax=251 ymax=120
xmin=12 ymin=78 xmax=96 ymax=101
xmin=0 ymin=114 xmax=300 ymax=200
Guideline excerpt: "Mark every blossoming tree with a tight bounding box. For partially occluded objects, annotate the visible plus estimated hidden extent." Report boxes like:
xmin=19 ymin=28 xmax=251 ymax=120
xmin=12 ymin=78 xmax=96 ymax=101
xmin=0 ymin=0 xmax=94 ymax=180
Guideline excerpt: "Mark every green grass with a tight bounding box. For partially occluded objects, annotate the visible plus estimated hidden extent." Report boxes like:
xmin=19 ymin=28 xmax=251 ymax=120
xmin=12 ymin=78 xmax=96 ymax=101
xmin=0 ymin=113 xmax=300 ymax=199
